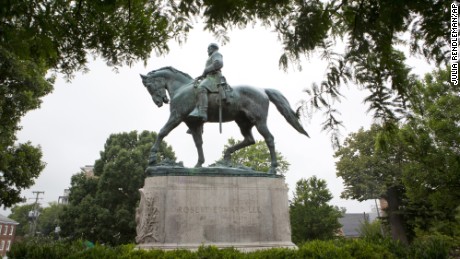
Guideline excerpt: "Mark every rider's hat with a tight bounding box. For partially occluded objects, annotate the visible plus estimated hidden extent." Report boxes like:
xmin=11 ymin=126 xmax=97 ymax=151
xmin=208 ymin=43 xmax=219 ymax=50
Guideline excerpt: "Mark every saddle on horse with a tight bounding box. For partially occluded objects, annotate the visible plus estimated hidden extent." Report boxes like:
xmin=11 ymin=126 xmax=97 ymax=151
xmin=188 ymin=76 xmax=232 ymax=121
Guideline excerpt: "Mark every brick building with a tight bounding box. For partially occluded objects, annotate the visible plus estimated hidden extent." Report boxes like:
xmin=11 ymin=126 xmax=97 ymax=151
xmin=0 ymin=214 xmax=18 ymax=257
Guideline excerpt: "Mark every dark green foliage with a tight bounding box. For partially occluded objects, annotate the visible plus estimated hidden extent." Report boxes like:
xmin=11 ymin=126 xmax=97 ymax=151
xmin=400 ymin=68 xmax=460 ymax=238
xmin=335 ymin=68 xmax=460 ymax=243
xmin=66 ymin=244 xmax=120 ymax=259
xmin=0 ymin=0 xmax=188 ymax=208
xmin=297 ymin=240 xmax=352 ymax=258
xmin=289 ymin=176 xmax=344 ymax=244
xmin=335 ymin=124 xmax=405 ymax=201
xmin=246 ymin=247 xmax=297 ymax=259
xmin=358 ymin=219 xmax=386 ymax=242
xmin=7 ymin=238 xmax=83 ymax=259
xmin=335 ymin=124 xmax=411 ymax=243
xmin=0 ymin=141 xmax=46 ymax=208
xmin=59 ymin=131 xmax=176 ymax=245
xmin=0 ymin=0 xmax=189 ymax=78
xmin=11 ymin=238 xmax=456 ymax=259
xmin=8 ymin=203 xmax=36 ymax=236
xmin=342 ymin=239 xmax=396 ymax=259
xmin=409 ymin=235 xmax=454 ymax=259
xmin=36 ymin=202 xmax=64 ymax=236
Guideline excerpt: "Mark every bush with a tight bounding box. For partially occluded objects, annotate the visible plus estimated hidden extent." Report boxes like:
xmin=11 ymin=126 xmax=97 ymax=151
xmin=7 ymin=238 xmax=82 ymax=259
xmin=66 ymin=244 xmax=119 ymax=259
xmin=298 ymin=240 xmax=352 ymax=258
xmin=9 ymin=236 xmax=457 ymax=259
xmin=342 ymin=239 xmax=396 ymax=259
xmin=358 ymin=219 xmax=386 ymax=242
xmin=409 ymin=234 xmax=454 ymax=259
xmin=246 ymin=247 xmax=297 ymax=259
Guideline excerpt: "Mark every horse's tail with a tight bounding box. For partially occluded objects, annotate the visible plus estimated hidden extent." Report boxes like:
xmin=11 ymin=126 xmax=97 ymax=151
xmin=265 ymin=88 xmax=310 ymax=138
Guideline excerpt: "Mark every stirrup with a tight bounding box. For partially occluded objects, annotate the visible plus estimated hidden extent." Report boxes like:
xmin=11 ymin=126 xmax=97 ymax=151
xmin=188 ymin=108 xmax=207 ymax=121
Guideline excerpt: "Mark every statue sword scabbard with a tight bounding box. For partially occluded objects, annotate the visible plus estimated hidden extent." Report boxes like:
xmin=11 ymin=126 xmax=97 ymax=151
xmin=218 ymin=85 xmax=223 ymax=134
xmin=217 ymin=76 xmax=227 ymax=134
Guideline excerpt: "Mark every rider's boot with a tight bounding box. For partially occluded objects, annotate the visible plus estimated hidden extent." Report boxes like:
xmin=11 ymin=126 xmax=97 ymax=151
xmin=200 ymin=90 xmax=208 ymax=121
xmin=188 ymin=89 xmax=208 ymax=121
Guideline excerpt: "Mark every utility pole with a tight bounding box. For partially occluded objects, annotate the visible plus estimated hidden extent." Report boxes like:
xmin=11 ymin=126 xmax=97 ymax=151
xmin=375 ymin=198 xmax=385 ymax=237
xmin=29 ymin=191 xmax=44 ymax=237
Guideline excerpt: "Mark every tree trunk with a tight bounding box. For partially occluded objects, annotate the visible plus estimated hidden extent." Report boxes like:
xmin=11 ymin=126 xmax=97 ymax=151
xmin=384 ymin=187 xmax=408 ymax=245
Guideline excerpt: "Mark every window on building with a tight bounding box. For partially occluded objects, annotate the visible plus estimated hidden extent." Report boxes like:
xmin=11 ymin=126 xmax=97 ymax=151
xmin=3 ymin=225 xmax=8 ymax=235
xmin=0 ymin=240 xmax=4 ymax=251
xmin=0 ymin=225 xmax=2 ymax=235
xmin=9 ymin=225 xmax=14 ymax=235
xmin=5 ymin=240 xmax=10 ymax=251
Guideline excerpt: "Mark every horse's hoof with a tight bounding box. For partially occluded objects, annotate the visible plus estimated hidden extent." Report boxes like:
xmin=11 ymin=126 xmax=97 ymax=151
xmin=268 ymin=167 xmax=277 ymax=175
xmin=148 ymin=159 xmax=156 ymax=167
xmin=194 ymin=163 xmax=203 ymax=168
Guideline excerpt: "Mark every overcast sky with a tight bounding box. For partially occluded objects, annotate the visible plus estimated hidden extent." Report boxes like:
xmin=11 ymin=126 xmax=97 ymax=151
xmin=5 ymin=24 xmax=434 ymax=216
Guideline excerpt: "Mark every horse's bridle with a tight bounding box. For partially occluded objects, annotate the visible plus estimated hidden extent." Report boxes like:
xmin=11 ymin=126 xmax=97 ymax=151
xmin=148 ymin=77 xmax=169 ymax=104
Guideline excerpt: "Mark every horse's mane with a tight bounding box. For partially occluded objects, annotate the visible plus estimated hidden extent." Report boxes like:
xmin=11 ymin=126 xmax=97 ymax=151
xmin=147 ymin=66 xmax=193 ymax=80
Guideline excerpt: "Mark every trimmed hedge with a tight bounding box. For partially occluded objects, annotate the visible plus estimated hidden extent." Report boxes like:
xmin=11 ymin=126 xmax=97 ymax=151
xmin=8 ymin=236 xmax=457 ymax=259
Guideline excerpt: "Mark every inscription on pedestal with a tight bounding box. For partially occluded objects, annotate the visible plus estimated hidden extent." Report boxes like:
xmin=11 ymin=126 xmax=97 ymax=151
xmin=176 ymin=206 xmax=261 ymax=214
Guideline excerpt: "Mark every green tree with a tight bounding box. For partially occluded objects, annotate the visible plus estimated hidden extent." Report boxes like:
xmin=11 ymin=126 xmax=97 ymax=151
xmin=8 ymin=202 xmax=63 ymax=237
xmin=0 ymin=0 xmax=188 ymax=208
xmin=37 ymin=202 xmax=64 ymax=236
xmin=400 ymin=68 xmax=460 ymax=237
xmin=335 ymin=67 xmax=460 ymax=243
xmin=59 ymin=131 xmax=176 ymax=245
xmin=289 ymin=176 xmax=344 ymax=244
xmin=335 ymin=124 xmax=410 ymax=244
xmin=8 ymin=203 xmax=36 ymax=236
xmin=219 ymin=138 xmax=290 ymax=174
xmin=58 ymin=170 xmax=100 ymax=241
xmin=0 ymin=142 xmax=46 ymax=208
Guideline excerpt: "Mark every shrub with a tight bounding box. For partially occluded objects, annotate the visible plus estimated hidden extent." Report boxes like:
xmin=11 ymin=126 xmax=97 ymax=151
xmin=246 ymin=247 xmax=297 ymax=259
xmin=7 ymin=238 xmax=82 ymax=259
xmin=298 ymin=240 xmax=352 ymax=259
xmin=12 ymin=236 xmax=457 ymax=259
xmin=66 ymin=244 xmax=119 ymax=259
xmin=358 ymin=219 xmax=386 ymax=242
xmin=409 ymin=234 xmax=454 ymax=259
xmin=342 ymin=239 xmax=396 ymax=259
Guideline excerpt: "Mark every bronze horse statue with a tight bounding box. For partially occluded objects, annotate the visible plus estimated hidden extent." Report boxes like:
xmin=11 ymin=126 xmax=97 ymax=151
xmin=140 ymin=66 xmax=309 ymax=174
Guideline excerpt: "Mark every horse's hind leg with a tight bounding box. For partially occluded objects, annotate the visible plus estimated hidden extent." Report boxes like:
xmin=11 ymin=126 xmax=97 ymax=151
xmin=223 ymin=120 xmax=255 ymax=162
xmin=255 ymin=122 xmax=278 ymax=174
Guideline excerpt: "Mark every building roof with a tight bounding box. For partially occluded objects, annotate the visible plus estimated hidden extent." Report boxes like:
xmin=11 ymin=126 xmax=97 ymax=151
xmin=0 ymin=214 xmax=19 ymax=225
xmin=81 ymin=165 xmax=95 ymax=178
xmin=339 ymin=213 xmax=369 ymax=238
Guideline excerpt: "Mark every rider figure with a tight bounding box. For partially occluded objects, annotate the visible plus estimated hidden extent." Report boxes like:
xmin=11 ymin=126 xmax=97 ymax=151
xmin=188 ymin=43 xmax=223 ymax=121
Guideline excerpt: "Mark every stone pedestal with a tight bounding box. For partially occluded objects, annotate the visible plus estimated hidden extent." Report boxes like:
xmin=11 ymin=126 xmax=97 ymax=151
xmin=135 ymin=167 xmax=296 ymax=251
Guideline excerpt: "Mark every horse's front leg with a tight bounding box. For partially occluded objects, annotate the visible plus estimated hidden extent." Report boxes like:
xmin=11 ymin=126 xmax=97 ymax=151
xmin=186 ymin=122 xmax=205 ymax=167
xmin=148 ymin=115 xmax=182 ymax=166
xmin=148 ymin=139 xmax=162 ymax=166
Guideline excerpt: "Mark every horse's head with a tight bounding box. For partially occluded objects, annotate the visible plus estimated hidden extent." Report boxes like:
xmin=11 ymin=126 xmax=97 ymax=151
xmin=140 ymin=74 xmax=169 ymax=107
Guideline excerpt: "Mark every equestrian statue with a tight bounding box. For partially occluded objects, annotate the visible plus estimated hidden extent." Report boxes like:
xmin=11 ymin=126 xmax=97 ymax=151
xmin=140 ymin=43 xmax=309 ymax=174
